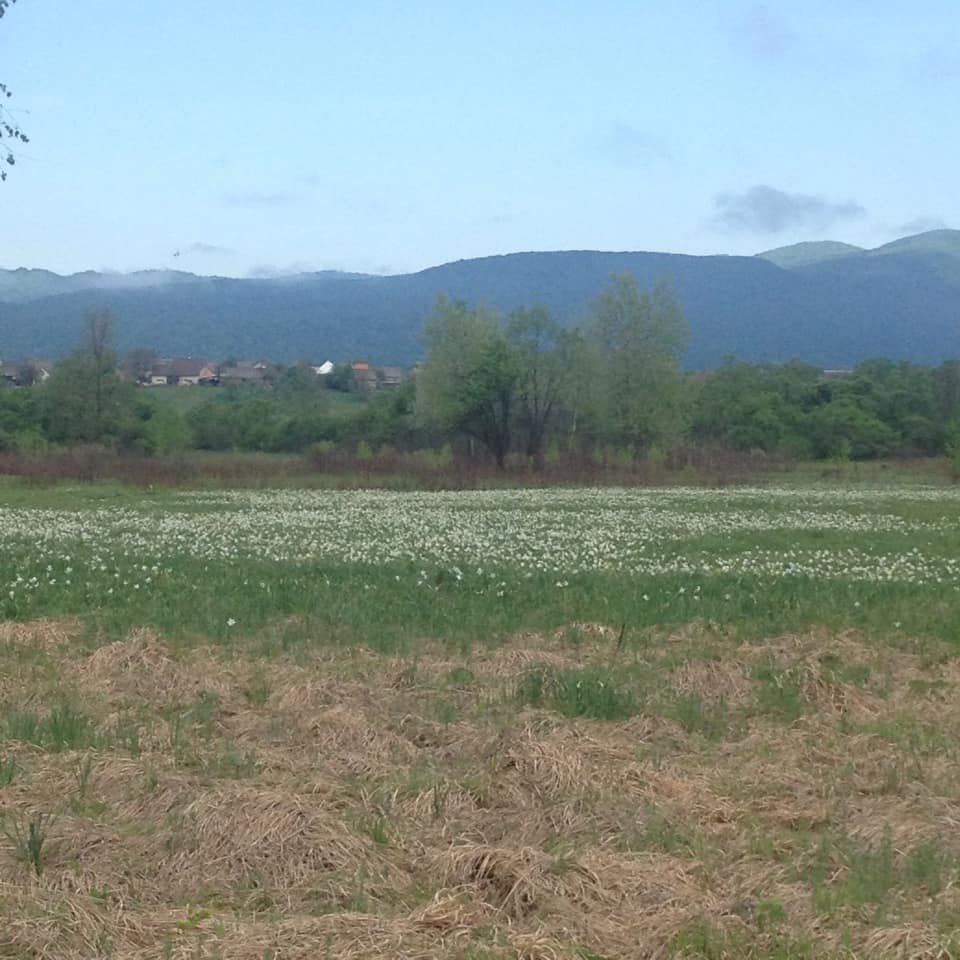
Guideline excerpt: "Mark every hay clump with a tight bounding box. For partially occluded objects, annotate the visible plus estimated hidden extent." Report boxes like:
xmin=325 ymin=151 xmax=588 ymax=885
xmin=74 ymin=630 xmax=236 ymax=708
xmin=669 ymin=659 xmax=752 ymax=706
xmin=435 ymin=843 xmax=600 ymax=918
xmin=0 ymin=617 xmax=79 ymax=652
xmin=295 ymin=703 xmax=420 ymax=777
xmin=160 ymin=783 xmax=399 ymax=891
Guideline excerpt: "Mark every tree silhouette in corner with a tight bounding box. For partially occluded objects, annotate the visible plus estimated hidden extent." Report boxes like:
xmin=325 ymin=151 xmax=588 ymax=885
xmin=0 ymin=0 xmax=29 ymax=181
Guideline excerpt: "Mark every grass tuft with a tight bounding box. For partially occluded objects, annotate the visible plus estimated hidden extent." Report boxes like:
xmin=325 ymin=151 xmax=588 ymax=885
xmin=1 ymin=811 xmax=56 ymax=876
xmin=516 ymin=667 xmax=638 ymax=720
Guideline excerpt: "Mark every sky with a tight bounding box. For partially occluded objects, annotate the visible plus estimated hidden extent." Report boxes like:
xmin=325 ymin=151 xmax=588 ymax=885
xmin=0 ymin=1 xmax=957 ymax=278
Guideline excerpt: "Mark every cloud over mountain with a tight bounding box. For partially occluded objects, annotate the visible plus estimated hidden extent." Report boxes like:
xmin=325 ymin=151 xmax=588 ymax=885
xmin=713 ymin=185 xmax=866 ymax=234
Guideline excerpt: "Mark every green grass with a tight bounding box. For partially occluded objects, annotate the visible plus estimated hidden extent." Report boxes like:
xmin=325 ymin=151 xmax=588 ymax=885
xmin=0 ymin=757 xmax=17 ymax=785
xmin=2 ymin=551 xmax=959 ymax=657
xmin=3 ymin=702 xmax=99 ymax=751
xmin=1 ymin=811 xmax=56 ymax=876
xmin=666 ymin=693 xmax=734 ymax=740
xmin=669 ymin=922 xmax=823 ymax=959
xmin=752 ymin=664 xmax=807 ymax=723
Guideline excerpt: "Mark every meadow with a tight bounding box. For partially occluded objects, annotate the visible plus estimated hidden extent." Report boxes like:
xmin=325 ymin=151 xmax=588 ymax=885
xmin=1 ymin=481 xmax=959 ymax=958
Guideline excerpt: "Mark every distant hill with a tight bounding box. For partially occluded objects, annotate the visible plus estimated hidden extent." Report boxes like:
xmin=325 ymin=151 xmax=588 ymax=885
xmin=757 ymin=241 xmax=864 ymax=269
xmin=1 ymin=230 xmax=959 ymax=368
xmin=869 ymin=229 xmax=960 ymax=259
xmin=0 ymin=268 xmax=199 ymax=303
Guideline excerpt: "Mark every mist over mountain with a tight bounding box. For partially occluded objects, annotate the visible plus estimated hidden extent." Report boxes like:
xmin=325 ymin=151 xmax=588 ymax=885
xmin=0 ymin=268 xmax=200 ymax=303
xmin=2 ymin=230 xmax=959 ymax=368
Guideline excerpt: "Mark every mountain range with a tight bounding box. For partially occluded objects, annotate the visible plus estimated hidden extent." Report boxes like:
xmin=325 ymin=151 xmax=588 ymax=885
xmin=2 ymin=230 xmax=960 ymax=368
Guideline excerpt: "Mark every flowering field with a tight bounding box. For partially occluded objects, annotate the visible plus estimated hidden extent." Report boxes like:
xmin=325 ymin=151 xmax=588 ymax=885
xmin=2 ymin=482 xmax=960 ymax=958
xmin=1 ymin=483 xmax=959 ymax=643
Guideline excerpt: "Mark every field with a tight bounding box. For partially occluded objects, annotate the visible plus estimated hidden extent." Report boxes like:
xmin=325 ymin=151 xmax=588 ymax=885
xmin=1 ymin=482 xmax=960 ymax=958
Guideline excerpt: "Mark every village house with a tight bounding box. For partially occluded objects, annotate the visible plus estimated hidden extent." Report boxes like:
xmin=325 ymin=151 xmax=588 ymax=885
xmin=350 ymin=359 xmax=406 ymax=392
xmin=127 ymin=356 xmax=403 ymax=392
xmin=217 ymin=360 xmax=271 ymax=386
xmin=146 ymin=358 xmax=218 ymax=386
xmin=377 ymin=365 xmax=404 ymax=389
xmin=0 ymin=359 xmax=54 ymax=386
xmin=350 ymin=359 xmax=379 ymax=393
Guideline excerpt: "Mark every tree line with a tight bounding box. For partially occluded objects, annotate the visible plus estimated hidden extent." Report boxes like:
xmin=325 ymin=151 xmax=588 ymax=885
xmin=2 ymin=276 xmax=960 ymax=469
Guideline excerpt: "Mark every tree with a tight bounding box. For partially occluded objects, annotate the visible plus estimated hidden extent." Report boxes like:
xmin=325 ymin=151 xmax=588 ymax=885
xmin=691 ymin=358 xmax=819 ymax=455
xmin=275 ymin=362 xmax=328 ymax=411
xmin=0 ymin=0 xmax=28 ymax=182
xmin=86 ymin=312 xmax=116 ymax=428
xmin=14 ymin=361 xmax=37 ymax=387
xmin=0 ymin=384 xmax=42 ymax=451
xmin=946 ymin=419 xmax=960 ymax=473
xmin=805 ymin=399 xmax=897 ymax=460
xmin=122 ymin=347 xmax=159 ymax=384
xmin=416 ymin=297 xmax=518 ymax=468
xmin=41 ymin=311 xmax=137 ymax=444
xmin=581 ymin=274 xmax=689 ymax=452
xmin=325 ymin=363 xmax=355 ymax=393
xmin=506 ymin=306 xmax=573 ymax=467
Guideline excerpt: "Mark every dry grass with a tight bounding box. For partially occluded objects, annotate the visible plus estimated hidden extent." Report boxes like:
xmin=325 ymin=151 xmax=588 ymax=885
xmin=1 ymin=621 xmax=960 ymax=958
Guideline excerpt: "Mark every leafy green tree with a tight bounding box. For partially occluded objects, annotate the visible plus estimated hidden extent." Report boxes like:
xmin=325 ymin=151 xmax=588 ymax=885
xmin=581 ymin=275 xmax=689 ymax=452
xmin=840 ymin=359 xmax=939 ymax=455
xmin=934 ymin=361 xmax=960 ymax=423
xmin=142 ymin=406 xmax=192 ymax=455
xmin=805 ymin=400 xmax=897 ymax=460
xmin=187 ymin=398 xmax=241 ymax=451
xmin=945 ymin=419 xmax=960 ymax=473
xmin=506 ymin=306 xmax=574 ymax=467
xmin=275 ymin=362 xmax=329 ymax=411
xmin=325 ymin=363 xmax=355 ymax=393
xmin=416 ymin=296 xmax=518 ymax=468
xmin=0 ymin=386 xmax=42 ymax=451
xmin=41 ymin=312 xmax=137 ymax=445
xmin=692 ymin=358 xmax=819 ymax=455
xmin=347 ymin=380 xmax=419 ymax=450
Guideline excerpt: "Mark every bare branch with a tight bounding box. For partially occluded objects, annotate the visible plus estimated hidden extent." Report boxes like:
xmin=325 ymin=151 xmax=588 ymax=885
xmin=0 ymin=0 xmax=26 ymax=181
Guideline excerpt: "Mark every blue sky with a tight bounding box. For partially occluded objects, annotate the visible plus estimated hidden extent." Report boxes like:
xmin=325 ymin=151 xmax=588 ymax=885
xmin=1 ymin=1 xmax=957 ymax=277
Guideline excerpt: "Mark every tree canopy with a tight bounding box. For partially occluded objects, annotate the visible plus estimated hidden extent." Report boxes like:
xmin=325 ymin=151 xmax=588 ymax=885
xmin=415 ymin=276 xmax=691 ymax=468
xmin=42 ymin=312 xmax=138 ymax=445
xmin=579 ymin=275 xmax=689 ymax=452
xmin=416 ymin=297 xmax=519 ymax=468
